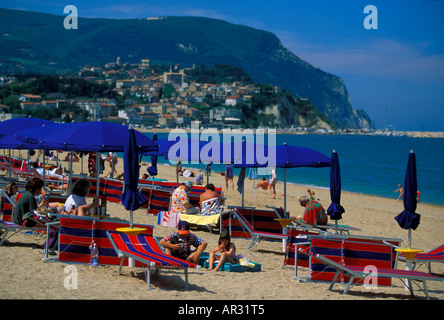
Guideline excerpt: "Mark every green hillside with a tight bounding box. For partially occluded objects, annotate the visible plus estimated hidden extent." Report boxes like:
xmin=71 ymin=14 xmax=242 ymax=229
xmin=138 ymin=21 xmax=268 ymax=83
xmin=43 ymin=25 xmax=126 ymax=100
xmin=0 ymin=8 xmax=374 ymax=129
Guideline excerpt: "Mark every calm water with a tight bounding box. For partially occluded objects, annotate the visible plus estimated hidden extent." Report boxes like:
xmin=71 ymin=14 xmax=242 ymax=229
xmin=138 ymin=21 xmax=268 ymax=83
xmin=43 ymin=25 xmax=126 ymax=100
xmin=139 ymin=133 xmax=444 ymax=207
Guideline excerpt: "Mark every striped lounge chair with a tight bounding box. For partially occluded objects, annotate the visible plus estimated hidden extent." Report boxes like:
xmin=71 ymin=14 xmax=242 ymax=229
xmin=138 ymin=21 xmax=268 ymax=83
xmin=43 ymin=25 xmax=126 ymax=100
xmin=298 ymin=247 xmax=443 ymax=300
xmin=0 ymin=190 xmax=46 ymax=246
xmin=0 ymin=220 xmax=47 ymax=246
xmin=398 ymin=244 xmax=444 ymax=273
xmin=230 ymin=208 xmax=287 ymax=251
xmin=107 ymin=231 xmax=200 ymax=290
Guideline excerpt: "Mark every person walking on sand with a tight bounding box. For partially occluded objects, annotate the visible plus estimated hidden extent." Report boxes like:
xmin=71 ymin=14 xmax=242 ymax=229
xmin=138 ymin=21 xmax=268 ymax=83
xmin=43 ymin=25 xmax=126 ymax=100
xmin=394 ymin=184 xmax=404 ymax=202
xmin=225 ymin=164 xmax=234 ymax=191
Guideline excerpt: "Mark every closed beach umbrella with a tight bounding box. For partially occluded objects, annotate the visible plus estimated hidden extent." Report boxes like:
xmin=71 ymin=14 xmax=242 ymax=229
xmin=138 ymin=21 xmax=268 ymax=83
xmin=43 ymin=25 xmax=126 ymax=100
xmin=327 ymin=150 xmax=345 ymax=233
xmin=147 ymin=132 xmax=158 ymax=176
xmin=120 ymin=127 xmax=147 ymax=228
xmin=394 ymin=150 xmax=421 ymax=247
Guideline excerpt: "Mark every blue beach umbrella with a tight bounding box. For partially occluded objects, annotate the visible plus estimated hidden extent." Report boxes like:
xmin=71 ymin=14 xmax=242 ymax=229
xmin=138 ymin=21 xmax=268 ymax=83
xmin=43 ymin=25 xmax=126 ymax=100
xmin=17 ymin=121 xmax=158 ymax=153
xmin=394 ymin=150 xmax=421 ymax=247
xmin=120 ymin=127 xmax=148 ymax=228
xmin=234 ymin=142 xmax=331 ymax=213
xmin=327 ymin=150 xmax=345 ymax=233
xmin=0 ymin=117 xmax=54 ymax=138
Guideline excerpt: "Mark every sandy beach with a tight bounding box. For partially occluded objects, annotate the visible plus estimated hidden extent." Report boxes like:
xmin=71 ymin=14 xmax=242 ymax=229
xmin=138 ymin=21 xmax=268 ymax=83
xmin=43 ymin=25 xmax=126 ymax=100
xmin=1 ymin=153 xmax=443 ymax=302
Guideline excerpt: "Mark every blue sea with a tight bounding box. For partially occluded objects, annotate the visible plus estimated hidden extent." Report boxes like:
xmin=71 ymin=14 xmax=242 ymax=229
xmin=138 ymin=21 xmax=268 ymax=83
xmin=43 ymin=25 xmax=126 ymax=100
xmin=138 ymin=132 xmax=444 ymax=207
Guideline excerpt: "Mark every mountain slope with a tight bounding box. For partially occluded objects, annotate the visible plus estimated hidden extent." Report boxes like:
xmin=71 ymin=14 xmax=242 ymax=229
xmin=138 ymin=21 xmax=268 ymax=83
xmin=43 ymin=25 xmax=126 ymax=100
xmin=0 ymin=8 xmax=374 ymax=129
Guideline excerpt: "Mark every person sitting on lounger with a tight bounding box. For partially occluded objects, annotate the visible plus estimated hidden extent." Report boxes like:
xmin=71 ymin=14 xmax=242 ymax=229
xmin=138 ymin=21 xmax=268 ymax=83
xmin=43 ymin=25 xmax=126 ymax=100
xmin=295 ymin=195 xmax=328 ymax=227
xmin=62 ymin=178 xmax=99 ymax=216
xmin=13 ymin=178 xmax=46 ymax=226
xmin=5 ymin=182 xmax=19 ymax=203
xmin=199 ymin=183 xmax=223 ymax=215
xmin=171 ymin=181 xmax=199 ymax=214
xmin=159 ymin=221 xmax=207 ymax=263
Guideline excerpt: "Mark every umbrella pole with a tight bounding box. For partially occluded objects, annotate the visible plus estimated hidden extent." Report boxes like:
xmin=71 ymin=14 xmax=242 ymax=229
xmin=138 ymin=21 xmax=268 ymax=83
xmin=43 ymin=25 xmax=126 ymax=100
xmin=176 ymin=163 xmax=179 ymax=186
xmin=130 ymin=210 xmax=133 ymax=228
xmin=43 ymin=150 xmax=46 ymax=189
xmin=8 ymin=149 xmax=11 ymax=180
xmin=67 ymin=151 xmax=73 ymax=195
xmin=242 ymin=185 xmax=244 ymax=208
xmin=254 ymin=178 xmax=256 ymax=207
xmin=26 ymin=150 xmax=30 ymax=182
xmin=96 ymin=152 xmax=100 ymax=214
xmin=284 ymin=168 xmax=287 ymax=214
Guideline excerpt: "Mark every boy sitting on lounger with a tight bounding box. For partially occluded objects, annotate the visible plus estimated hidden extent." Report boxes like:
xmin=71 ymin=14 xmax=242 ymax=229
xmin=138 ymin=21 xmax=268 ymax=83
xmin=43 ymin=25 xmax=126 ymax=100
xmin=159 ymin=221 xmax=207 ymax=264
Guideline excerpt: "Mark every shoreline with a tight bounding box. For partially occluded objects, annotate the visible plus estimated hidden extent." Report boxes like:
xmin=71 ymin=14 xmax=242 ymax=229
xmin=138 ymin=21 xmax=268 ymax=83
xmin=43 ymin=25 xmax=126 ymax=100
xmin=137 ymin=128 xmax=444 ymax=138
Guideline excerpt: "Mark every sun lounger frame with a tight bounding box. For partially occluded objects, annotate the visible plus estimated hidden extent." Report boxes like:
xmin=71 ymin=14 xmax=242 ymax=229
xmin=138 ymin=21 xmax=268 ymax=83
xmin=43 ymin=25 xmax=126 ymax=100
xmin=230 ymin=208 xmax=287 ymax=250
xmin=298 ymin=247 xmax=443 ymax=300
xmin=398 ymin=244 xmax=444 ymax=273
xmin=106 ymin=231 xmax=200 ymax=290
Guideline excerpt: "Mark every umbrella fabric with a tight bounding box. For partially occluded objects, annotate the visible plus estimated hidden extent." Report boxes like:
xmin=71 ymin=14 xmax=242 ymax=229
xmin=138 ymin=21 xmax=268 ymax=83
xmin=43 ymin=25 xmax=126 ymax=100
xmin=395 ymin=151 xmax=421 ymax=230
xmin=327 ymin=151 xmax=345 ymax=220
xmin=147 ymin=133 xmax=158 ymax=176
xmin=120 ymin=128 xmax=147 ymax=211
xmin=237 ymin=167 xmax=246 ymax=194
xmin=0 ymin=133 xmax=36 ymax=149
xmin=0 ymin=118 xmax=54 ymax=138
xmin=234 ymin=143 xmax=331 ymax=168
xmin=140 ymin=138 xmax=174 ymax=157
xmin=248 ymin=167 xmax=258 ymax=180
xmin=13 ymin=123 xmax=65 ymax=149
xmin=16 ymin=121 xmax=158 ymax=153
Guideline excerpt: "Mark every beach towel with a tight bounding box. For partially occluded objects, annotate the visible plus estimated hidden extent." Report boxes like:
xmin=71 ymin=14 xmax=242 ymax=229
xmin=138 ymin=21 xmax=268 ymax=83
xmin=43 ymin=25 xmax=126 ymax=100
xmin=199 ymin=252 xmax=261 ymax=272
xmin=157 ymin=211 xmax=180 ymax=228
xmin=179 ymin=213 xmax=220 ymax=226
xmin=200 ymin=197 xmax=223 ymax=216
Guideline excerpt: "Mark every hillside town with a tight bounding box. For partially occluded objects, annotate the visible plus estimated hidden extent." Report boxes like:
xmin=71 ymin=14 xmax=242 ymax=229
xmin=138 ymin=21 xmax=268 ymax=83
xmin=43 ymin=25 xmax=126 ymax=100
xmin=0 ymin=58 xmax=282 ymax=130
xmin=0 ymin=58 xmax=422 ymax=136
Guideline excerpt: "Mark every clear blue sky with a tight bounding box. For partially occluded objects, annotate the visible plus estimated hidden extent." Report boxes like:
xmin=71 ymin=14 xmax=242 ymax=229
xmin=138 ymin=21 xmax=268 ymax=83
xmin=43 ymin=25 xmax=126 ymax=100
xmin=2 ymin=0 xmax=444 ymax=131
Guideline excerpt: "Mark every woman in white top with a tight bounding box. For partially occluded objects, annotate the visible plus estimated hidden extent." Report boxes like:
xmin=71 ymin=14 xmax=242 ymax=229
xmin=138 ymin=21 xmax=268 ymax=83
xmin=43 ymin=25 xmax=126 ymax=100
xmin=63 ymin=178 xmax=99 ymax=216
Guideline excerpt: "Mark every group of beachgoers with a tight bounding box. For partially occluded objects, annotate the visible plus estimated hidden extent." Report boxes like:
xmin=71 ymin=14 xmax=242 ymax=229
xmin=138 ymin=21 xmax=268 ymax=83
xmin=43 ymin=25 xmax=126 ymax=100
xmin=2 ymin=151 xmax=331 ymax=268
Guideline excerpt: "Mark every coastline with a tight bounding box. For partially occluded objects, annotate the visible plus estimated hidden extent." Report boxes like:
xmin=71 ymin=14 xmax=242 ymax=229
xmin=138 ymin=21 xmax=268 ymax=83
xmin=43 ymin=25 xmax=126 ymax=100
xmin=137 ymin=128 xmax=444 ymax=138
